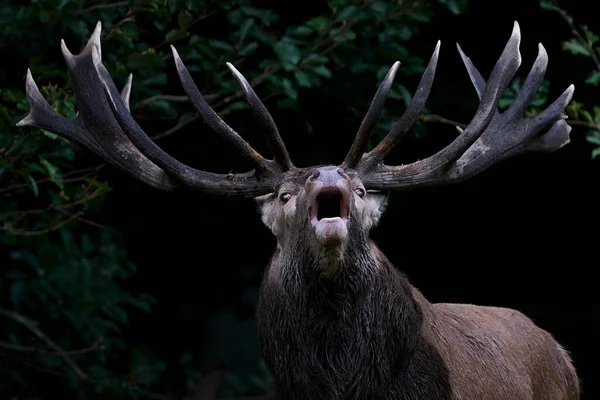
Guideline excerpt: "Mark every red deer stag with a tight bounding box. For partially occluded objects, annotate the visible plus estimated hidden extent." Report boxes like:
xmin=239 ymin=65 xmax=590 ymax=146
xmin=17 ymin=21 xmax=579 ymax=400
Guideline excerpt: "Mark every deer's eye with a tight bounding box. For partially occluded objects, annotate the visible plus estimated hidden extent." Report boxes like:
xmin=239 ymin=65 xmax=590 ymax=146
xmin=279 ymin=192 xmax=292 ymax=204
xmin=354 ymin=188 xmax=365 ymax=198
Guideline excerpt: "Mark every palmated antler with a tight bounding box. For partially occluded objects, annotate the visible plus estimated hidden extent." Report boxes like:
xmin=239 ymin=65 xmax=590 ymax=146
xmin=17 ymin=22 xmax=292 ymax=196
xmin=347 ymin=22 xmax=574 ymax=190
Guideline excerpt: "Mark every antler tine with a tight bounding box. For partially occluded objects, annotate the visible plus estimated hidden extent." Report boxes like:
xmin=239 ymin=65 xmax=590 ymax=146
xmin=121 ymin=73 xmax=133 ymax=112
xmin=93 ymin=46 xmax=277 ymax=194
xmin=17 ymin=69 xmax=102 ymax=155
xmin=16 ymin=21 xmax=279 ymax=196
xmin=425 ymin=22 xmax=522 ymax=167
xmin=357 ymin=41 xmax=441 ymax=174
xmin=456 ymin=43 xmax=486 ymax=99
xmin=17 ymin=22 xmax=178 ymax=190
xmin=458 ymin=41 xmax=549 ymax=121
xmin=362 ymin=21 xmax=574 ymax=190
xmin=171 ymin=46 xmax=276 ymax=174
xmin=447 ymin=31 xmax=573 ymax=177
xmin=225 ymin=62 xmax=294 ymax=171
xmin=342 ymin=61 xmax=401 ymax=169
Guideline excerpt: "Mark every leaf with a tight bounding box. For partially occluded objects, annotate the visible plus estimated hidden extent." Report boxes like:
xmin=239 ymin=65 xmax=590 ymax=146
xmin=39 ymin=158 xmax=58 ymax=178
xmin=281 ymin=78 xmax=298 ymax=100
xmin=38 ymin=9 xmax=52 ymax=23
xmin=26 ymin=174 xmax=38 ymax=198
xmin=165 ymin=29 xmax=190 ymax=43
xmin=273 ymin=40 xmax=302 ymax=70
xmin=145 ymin=99 xmax=176 ymax=115
xmin=127 ymin=49 xmax=165 ymax=69
xmin=239 ymin=42 xmax=259 ymax=56
xmin=10 ymin=280 xmax=26 ymax=308
xmin=593 ymin=106 xmax=600 ymax=123
xmin=333 ymin=30 xmax=356 ymax=42
xmin=229 ymin=101 xmax=249 ymax=110
xmin=141 ymin=72 xmax=168 ymax=86
xmin=294 ymin=70 xmax=312 ymax=87
xmin=335 ymin=5 xmax=357 ymax=22
xmin=313 ymin=65 xmax=332 ymax=78
xmin=408 ymin=9 xmax=433 ymax=23
xmin=585 ymin=71 xmax=600 ymax=86
xmin=240 ymin=6 xmax=278 ymax=26
xmin=539 ymin=0 xmax=554 ymax=11
xmin=580 ymin=109 xmax=593 ymax=122
xmin=592 ymin=146 xmax=600 ymax=159
xmin=370 ymin=2 xmax=387 ymax=16
xmin=306 ymin=16 xmax=329 ymax=32
xmin=239 ymin=18 xmax=254 ymax=42
xmin=585 ymin=130 xmax=600 ymax=145
xmin=83 ymin=177 xmax=111 ymax=191
xmin=397 ymin=84 xmax=413 ymax=108
xmin=291 ymin=25 xmax=313 ymax=38
xmin=562 ymin=39 xmax=590 ymax=56
xmin=40 ymin=158 xmax=63 ymax=190
xmin=42 ymin=130 xmax=58 ymax=140
xmin=582 ymin=25 xmax=599 ymax=45
xmin=178 ymin=10 xmax=193 ymax=29
xmin=440 ymin=0 xmax=468 ymax=15
xmin=104 ymin=304 xmax=128 ymax=323
xmin=128 ymin=296 xmax=154 ymax=314
xmin=208 ymin=39 xmax=235 ymax=53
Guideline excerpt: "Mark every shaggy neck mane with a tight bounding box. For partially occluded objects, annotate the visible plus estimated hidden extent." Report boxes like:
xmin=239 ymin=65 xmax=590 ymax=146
xmin=256 ymin=238 xmax=450 ymax=399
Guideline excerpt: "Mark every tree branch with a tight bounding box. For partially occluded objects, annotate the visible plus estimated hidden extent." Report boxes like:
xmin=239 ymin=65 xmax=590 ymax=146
xmin=0 ymin=164 xmax=104 ymax=195
xmin=1 ymin=211 xmax=82 ymax=236
xmin=76 ymin=1 xmax=130 ymax=16
xmin=0 ymin=309 xmax=89 ymax=381
xmin=567 ymin=119 xmax=600 ymax=130
xmin=551 ymin=0 xmax=600 ymax=71
xmin=150 ymin=66 xmax=276 ymax=140
xmin=135 ymin=94 xmax=192 ymax=109
xmin=0 ymin=337 xmax=104 ymax=356
xmin=0 ymin=185 xmax=107 ymax=219
xmin=417 ymin=114 xmax=467 ymax=128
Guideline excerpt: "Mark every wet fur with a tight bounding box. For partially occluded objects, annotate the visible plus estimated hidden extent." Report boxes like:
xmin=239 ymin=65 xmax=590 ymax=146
xmin=255 ymin=169 xmax=579 ymax=400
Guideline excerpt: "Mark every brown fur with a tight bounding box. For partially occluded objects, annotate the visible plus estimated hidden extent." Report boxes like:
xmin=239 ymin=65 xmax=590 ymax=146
xmin=255 ymin=167 xmax=579 ymax=400
xmin=414 ymin=287 xmax=580 ymax=399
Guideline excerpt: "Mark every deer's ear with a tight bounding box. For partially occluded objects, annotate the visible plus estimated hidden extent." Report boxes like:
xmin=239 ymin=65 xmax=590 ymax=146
xmin=255 ymin=193 xmax=279 ymax=232
xmin=365 ymin=190 xmax=389 ymax=227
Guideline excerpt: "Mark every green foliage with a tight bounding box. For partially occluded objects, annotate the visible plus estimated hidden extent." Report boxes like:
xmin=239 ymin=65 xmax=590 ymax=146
xmin=1 ymin=0 xmax=468 ymax=398
xmin=499 ymin=78 xmax=550 ymax=112
xmin=540 ymin=0 xmax=600 ymax=158
xmin=0 ymin=73 xmax=156 ymax=397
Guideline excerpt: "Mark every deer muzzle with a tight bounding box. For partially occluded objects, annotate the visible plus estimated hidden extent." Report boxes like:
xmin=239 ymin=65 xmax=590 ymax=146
xmin=307 ymin=166 xmax=351 ymax=246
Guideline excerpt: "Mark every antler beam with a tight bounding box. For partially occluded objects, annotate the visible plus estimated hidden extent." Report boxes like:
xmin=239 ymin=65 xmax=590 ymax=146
xmin=17 ymin=22 xmax=291 ymax=196
xmin=352 ymin=22 xmax=574 ymax=190
xmin=16 ymin=20 xmax=574 ymax=196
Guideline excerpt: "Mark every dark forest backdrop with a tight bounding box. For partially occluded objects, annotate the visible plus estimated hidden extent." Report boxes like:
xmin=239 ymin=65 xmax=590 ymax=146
xmin=1 ymin=0 xmax=598 ymax=399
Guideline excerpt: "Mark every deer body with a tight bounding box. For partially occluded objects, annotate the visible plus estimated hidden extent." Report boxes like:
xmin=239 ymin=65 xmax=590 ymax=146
xmin=255 ymin=166 xmax=578 ymax=400
xmin=17 ymin=20 xmax=579 ymax=400
xmin=260 ymin=251 xmax=579 ymax=399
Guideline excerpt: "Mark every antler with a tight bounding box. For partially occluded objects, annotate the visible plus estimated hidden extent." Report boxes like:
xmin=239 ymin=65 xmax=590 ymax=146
xmin=349 ymin=22 xmax=574 ymax=191
xmin=16 ymin=21 xmax=292 ymax=196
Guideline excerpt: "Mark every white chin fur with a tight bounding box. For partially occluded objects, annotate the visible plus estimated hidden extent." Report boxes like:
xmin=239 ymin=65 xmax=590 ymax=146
xmin=314 ymin=217 xmax=348 ymax=246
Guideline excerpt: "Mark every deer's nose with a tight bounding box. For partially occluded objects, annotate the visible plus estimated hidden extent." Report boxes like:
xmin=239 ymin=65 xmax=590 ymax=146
xmin=308 ymin=166 xmax=347 ymax=186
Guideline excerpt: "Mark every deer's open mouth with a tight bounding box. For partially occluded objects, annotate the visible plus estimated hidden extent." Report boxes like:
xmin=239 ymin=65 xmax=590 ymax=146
xmin=310 ymin=188 xmax=350 ymax=225
xmin=309 ymin=187 xmax=350 ymax=245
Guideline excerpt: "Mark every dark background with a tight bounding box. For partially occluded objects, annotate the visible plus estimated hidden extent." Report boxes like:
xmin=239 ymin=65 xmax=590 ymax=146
xmin=4 ymin=0 xmax=597 ymax=398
